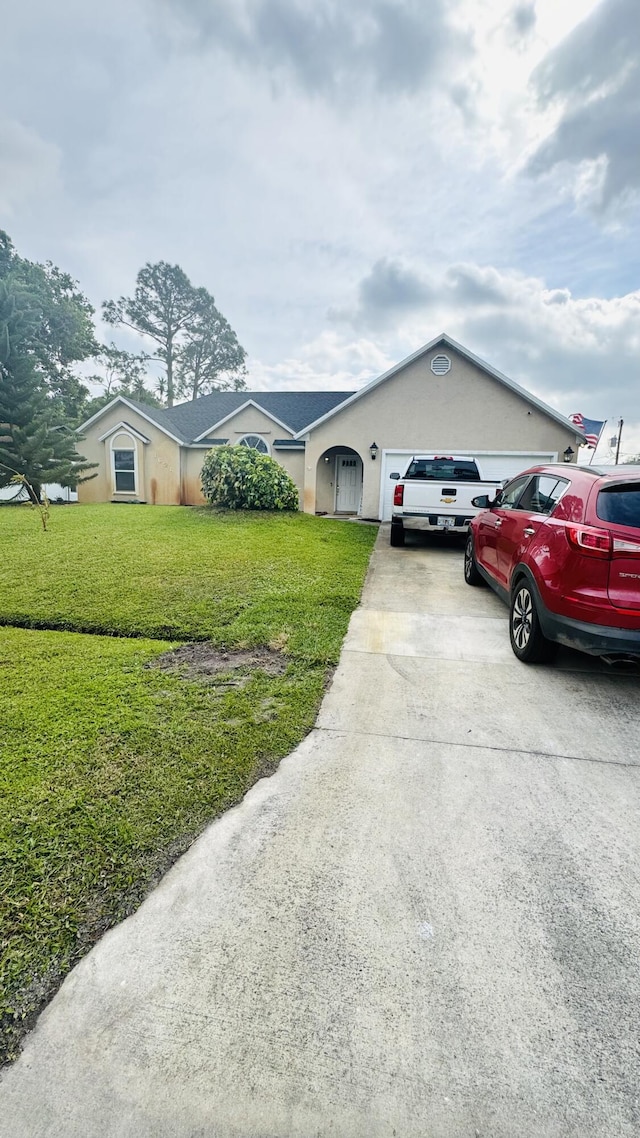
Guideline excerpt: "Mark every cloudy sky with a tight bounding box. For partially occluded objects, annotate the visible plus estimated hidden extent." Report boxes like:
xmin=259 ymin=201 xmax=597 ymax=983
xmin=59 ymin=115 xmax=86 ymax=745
xmin=2 ymin=0 xmax=639 ymax=456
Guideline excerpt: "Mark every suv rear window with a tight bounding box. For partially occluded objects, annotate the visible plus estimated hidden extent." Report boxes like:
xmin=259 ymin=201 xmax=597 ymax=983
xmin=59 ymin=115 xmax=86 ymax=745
xmin=596 ymin=484 xmax=640 ymax=529
xmin=405 ymin=458 xmax=480 ymax=481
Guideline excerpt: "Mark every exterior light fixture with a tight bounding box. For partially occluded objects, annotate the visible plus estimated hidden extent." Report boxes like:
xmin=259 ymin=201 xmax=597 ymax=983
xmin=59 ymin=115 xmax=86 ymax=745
xmin=369 ymin=441 xmax=379 ymax=461
xmin=563 ymin=447 xmax=575 ymax=463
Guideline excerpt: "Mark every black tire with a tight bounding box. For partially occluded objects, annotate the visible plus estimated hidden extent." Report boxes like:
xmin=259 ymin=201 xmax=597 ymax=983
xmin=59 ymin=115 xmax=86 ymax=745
xmin=464 ymin=535 xmax=484 ymax=586
xmin=390 ymin=522 xmax=405 ymax=547
xmin=509 ymin=580 xmax=557 ymax=663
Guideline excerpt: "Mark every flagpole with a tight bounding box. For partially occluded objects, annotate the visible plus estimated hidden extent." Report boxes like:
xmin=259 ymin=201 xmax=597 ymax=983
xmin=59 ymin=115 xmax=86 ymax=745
xmin=590 ymin=420 xmax=606 ymax=464
xmin=615 ymin=418 xmax=624 ymax=465
xmin=588 ymin=423 xmax=600 ymax=464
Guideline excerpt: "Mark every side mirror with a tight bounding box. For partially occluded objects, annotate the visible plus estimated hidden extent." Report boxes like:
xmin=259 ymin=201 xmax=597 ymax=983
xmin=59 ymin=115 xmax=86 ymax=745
xmin=389 ymin=472 xmax=400 ymax=480
xmin=472 ymin=494 xmax=491 ymax=508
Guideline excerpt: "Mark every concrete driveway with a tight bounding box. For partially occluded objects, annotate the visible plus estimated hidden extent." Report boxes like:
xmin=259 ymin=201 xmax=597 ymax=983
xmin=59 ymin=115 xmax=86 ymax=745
xmin=2 ymin=526 xmax=640 ymax=1137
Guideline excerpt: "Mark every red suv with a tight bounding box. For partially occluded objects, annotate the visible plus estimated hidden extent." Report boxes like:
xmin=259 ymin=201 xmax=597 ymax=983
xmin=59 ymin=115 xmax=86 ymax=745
xmin=464 ymin=464 xmax=640 ymax=663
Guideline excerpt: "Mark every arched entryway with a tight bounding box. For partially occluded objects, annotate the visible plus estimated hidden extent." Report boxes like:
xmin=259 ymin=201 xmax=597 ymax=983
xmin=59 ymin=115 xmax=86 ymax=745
xmin=315 ymin=446 xmax=363 ymax=515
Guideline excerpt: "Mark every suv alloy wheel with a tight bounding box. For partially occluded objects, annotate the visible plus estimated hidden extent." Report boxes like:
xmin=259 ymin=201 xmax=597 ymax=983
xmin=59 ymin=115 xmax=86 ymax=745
xmin=509 ymin=580 xmax=556 ymax=663
xmin=464 ymin=535 xmax=483 ymax=586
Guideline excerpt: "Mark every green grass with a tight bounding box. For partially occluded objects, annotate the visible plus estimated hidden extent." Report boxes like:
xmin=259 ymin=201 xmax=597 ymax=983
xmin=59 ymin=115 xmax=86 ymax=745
xmin=0 ymin=505 xmax=378 ymax=1063
xmin=0 ymin=505 xmax=377 ymax=661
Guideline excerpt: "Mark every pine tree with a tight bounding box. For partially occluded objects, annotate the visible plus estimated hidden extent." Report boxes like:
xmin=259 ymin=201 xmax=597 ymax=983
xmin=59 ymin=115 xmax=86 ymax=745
xmin=0 ymin=278 xmax=96 ymax=503
xmin=103 ymin=262 xmax=246 ymax=406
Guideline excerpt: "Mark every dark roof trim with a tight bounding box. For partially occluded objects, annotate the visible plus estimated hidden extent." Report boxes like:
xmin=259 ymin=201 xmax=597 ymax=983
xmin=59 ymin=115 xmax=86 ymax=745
xmin=188 ymin=438 xmax=229 ymax=447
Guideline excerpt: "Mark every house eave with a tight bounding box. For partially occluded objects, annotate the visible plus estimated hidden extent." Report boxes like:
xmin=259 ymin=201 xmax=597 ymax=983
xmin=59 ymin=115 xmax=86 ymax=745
xmin=186 ymin=438 xmax=229 ymax=448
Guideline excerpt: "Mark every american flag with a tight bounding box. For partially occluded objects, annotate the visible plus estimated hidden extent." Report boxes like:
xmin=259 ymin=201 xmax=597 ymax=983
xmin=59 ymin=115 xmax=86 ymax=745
xmin=569 ymin=413 xmax=605 ymax=448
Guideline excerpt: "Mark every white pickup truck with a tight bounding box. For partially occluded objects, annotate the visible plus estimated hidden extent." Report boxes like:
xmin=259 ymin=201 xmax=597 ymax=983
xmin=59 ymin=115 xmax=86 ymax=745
xmin=389 ymin=455 xmax=502 ymax=546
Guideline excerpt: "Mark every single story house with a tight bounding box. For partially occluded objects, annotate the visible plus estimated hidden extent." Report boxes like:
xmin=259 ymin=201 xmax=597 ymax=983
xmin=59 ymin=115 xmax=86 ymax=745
xmin=77 ymin=333 xmax=585 ymax=520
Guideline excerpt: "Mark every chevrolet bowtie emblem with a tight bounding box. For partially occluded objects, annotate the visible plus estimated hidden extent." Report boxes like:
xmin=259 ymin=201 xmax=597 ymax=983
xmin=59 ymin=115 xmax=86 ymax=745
xmin=441 ymin=497 xmax=455 ymax=504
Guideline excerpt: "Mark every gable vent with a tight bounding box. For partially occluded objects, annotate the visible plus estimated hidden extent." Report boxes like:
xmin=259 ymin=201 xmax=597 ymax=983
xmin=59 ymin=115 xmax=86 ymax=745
xmin=430 ymin=354 xmax=451 ymax=376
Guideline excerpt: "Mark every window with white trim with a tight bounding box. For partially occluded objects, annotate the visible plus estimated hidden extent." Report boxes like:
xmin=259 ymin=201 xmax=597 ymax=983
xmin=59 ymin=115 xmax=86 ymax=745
xmin=113 ymin=445 xmax=136 ymax=492
xmin=238 ymin=434 xmax=269 ymax=454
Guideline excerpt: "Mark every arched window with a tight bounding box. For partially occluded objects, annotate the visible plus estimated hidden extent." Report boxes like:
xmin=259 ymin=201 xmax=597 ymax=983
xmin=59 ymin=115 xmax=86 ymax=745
xmin=238 ymin=434 xmax=269 ymax=454
xmin=111 ymin=433 xmax=138 ymax=493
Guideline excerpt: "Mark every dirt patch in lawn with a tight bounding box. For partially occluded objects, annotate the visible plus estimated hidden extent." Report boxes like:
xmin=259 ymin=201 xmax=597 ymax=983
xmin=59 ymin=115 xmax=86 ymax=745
xmin=146 ymin=642 xmax=288 ymax=682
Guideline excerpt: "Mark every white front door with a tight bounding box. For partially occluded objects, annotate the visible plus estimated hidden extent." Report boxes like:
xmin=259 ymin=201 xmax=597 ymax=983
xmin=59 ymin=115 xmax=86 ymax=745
xmin=335 ymin=454 xmax=362 ymax=513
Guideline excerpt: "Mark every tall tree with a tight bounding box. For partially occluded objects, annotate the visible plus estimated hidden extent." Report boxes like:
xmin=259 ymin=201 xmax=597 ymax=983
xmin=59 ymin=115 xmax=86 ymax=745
xmin=0 ymin=277 xmax=96 ymax=502
xmin=102 ymin=262 xmax=246 ymax=406
xmin=176 ymin=295 xmax=247 ymax=401
xmin=0 ymin=231 xmax=97 ymax=424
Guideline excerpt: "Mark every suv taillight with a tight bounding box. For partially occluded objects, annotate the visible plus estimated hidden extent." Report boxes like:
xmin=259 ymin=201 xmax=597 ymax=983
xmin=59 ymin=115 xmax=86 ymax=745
xmin=613 ymin=537 xmax=640 ymax=555
xmin=393 ymin=484 xmax=404 ymax=507
xmin=565 ymin=524 xmax=612 ymax=559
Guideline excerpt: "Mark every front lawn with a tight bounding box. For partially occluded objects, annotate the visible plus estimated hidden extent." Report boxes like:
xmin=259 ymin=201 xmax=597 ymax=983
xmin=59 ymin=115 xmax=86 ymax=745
xmin=0 ymin=505 xmax=377 ymax=1063
xmin=0 ymin=505 xmax=376 ymax=660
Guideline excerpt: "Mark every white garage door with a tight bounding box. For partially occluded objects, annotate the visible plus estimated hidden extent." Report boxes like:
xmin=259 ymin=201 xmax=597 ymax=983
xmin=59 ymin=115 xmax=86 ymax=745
xmin=379 ymin=450 xmax=558 ymax=521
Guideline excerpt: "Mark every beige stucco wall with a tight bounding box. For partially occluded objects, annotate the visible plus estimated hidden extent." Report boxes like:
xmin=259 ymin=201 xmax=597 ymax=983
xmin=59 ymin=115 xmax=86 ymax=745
xmin=79 ymin=401 xmax=305 ymax=507
xmin=183 ymin=405 xmax=303 ymax=506
xmin=272 ymin=450 xmax=305 ymax=502
xmin=78 ymin=405 xmax=182 ymax=506
xmin=303 ymin=347 xmax=580 ymax=518
xmin=181 ymin=448 xmax=208 ymax=506
xmin=210 ymin=404 xmax=293 ymax=449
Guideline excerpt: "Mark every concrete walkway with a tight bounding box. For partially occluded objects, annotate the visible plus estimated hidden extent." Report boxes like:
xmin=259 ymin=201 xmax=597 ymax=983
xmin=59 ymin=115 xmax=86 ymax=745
xmin=2 ymin=528 xmax=640 ymax=1136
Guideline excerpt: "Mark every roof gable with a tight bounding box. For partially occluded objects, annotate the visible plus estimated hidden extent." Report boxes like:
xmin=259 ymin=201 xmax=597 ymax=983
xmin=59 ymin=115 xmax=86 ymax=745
xmin=78 ymin=396 xmax=185 ymax=444
xmin=192 ymin=399 xmax=296 ymax=442
xmin=294 ymin=334 xmax=584 ymax=439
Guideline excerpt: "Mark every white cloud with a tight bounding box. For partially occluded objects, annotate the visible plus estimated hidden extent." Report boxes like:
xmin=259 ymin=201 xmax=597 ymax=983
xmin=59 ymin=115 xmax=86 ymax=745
xmin=527 ymin=0 xmax=640 ymax=213
xmin=249 ymin=331 xmax=392 ymax=391
xmin=315 ymin=258 xmax=640 ymax=428
xmin=1 ymin=0 xmax=639 ymax=459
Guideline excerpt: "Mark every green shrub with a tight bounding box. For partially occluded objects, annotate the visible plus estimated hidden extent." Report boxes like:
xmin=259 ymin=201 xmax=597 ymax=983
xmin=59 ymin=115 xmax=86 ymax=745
xmin=200 ymin=445 xmax=299 ymax=510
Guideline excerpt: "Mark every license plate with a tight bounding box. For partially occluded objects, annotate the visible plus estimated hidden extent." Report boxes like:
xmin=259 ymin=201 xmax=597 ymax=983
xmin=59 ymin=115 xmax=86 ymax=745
xmin=437 ymin=516 xmax=455 ymax=529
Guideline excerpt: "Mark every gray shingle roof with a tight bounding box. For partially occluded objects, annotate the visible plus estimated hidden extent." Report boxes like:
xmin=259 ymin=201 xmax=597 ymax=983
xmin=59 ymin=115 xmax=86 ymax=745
xmin=121 ymin=400 xmax=178 ymax=434
xmin=126 ymin=391 xmax=353 ymax=444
